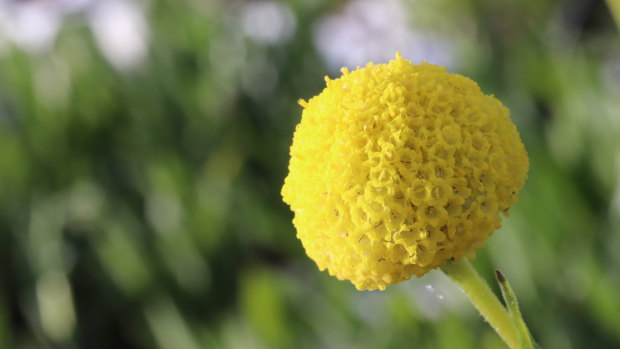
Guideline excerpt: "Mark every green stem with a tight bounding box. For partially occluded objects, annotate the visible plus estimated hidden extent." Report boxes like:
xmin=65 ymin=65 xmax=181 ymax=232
xmin=607 ymin=0 xmax=620 ymax=29
xmin=496 ymin=270 xmax=536 ymax=349
xmin=441 ymin=259 xmax=519 ymax=349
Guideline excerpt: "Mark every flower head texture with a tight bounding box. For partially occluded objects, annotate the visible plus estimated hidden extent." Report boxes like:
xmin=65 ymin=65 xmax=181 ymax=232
xmin=282 ymin=53 xmax=528 ymax=291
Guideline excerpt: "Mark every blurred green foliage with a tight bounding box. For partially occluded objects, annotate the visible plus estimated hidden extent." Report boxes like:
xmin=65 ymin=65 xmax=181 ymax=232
xmin=0 ymin=0 xmax=619 ymax=348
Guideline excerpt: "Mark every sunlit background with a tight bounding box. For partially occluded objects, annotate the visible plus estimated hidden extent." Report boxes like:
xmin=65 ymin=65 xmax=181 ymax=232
xmin=0 ymin=0 xmax=619 ymax=348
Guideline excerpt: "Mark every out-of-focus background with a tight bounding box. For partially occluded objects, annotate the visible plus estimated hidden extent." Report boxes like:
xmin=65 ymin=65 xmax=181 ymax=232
xmin=0 ymin=0 xmax=619 ymax=348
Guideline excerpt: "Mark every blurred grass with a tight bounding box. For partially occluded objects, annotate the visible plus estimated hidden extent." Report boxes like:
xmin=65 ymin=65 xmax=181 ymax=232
xmin=0 ymin=0 xmax=619 ymax=348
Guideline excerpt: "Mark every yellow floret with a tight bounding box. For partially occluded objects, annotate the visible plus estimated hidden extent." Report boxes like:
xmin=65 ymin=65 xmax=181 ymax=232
xmin=282 ymin=53 xmax=528 ymax=291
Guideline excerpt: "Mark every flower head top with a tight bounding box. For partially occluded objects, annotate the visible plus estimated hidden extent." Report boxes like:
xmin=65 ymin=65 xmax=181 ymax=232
xmin=282 ymin=53 xmax=528 ymax=291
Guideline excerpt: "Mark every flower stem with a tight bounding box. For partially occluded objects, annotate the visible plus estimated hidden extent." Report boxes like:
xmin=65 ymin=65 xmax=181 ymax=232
xmin=495 ymin=270 xmax=536 ymax=349
xmin=441 ymin=259 xmax=519 ymax=349
xmin=607 ymin=0 xmax=620 ymax=29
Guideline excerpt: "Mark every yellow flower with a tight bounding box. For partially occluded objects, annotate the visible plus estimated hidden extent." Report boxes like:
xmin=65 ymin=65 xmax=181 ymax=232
xmin=282 ymin=53 xmax=528 ymax=291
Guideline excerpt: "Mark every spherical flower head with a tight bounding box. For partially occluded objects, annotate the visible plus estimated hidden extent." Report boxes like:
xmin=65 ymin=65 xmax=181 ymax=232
xmin=282 ymin=53 xmax=528 ymax=291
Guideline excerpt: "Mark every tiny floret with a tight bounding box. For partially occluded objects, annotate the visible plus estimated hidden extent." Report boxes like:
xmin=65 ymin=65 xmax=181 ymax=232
xmin=282 ymin=53 xmax=528 ymax=291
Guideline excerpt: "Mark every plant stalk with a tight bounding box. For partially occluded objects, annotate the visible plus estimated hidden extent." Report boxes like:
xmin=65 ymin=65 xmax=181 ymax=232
xmin=607 ymin=0 xmax=620 ymax=29
xmin=496 ymin=270 xmax=536 ymax=349
xmin=441 ymin=258 xmax=519 ymax=349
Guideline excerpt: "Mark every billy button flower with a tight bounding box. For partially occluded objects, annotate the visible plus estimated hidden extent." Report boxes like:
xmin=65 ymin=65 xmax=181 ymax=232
xmin=282 ymin=53 xmax=534 ymax=349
